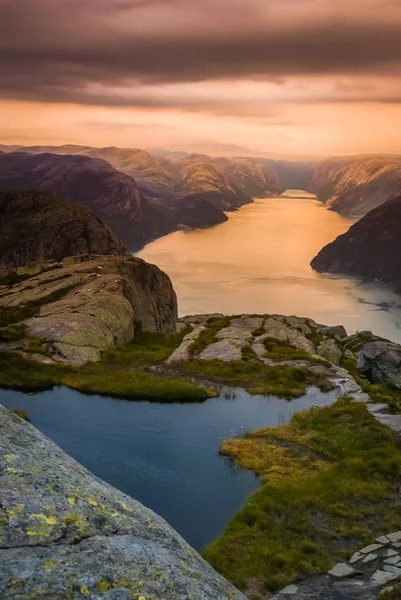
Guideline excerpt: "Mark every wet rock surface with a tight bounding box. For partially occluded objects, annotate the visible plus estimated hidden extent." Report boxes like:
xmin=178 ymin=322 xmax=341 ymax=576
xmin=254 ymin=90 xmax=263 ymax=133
xmin=0 ymin=406 xmax=246 ymax=600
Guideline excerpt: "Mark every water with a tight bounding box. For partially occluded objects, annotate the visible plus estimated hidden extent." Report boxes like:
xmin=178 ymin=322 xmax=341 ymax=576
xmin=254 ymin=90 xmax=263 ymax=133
xmin=0 ymin=385 xmax=338 ymax=550
xmin=137 ymin=191 xmax=401 ymax=343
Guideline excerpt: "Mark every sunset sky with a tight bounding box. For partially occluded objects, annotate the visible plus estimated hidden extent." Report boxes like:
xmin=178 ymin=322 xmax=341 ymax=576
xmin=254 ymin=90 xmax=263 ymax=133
xmin=1 ymin=0 xmax=401 ymax=158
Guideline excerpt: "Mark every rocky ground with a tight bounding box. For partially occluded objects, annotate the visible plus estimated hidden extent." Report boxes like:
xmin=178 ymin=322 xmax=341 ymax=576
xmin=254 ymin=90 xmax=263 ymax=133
xmin=0 ymin=255 xmax=177 ymax=365
xmin=272 ymin=533 xmax=401 ymax=599
xmin=0 ymin=406 xmax=246 ymax=600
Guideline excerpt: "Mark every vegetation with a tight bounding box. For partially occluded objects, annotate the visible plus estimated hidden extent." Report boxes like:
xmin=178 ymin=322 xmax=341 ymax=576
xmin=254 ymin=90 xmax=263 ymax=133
xmin=342 ymin=357 xmax=401 ymax=413
xmin=263 ymin=337 xmax=327 ymax=364
xmin=178 ymin=359 xmax=334 ymax=399
xmin=0 ymin=329 xmax=212 ymax=401
xmin=10 ymin=408 xmax=30 ymax=421
xmin=204 ymin=399 xmax=401 ymax=593
xmin=0 ymin=263 xmax=62 ymax=289
xmin=188 ymin=316 xmax=232 ymax=356
xmin=381 ymin=584 xmax=401 ymax=599
xmin=0 ymin=286 xmax=74 ymax=327
xmin=0 ymin=323 xmax=28 ymax=342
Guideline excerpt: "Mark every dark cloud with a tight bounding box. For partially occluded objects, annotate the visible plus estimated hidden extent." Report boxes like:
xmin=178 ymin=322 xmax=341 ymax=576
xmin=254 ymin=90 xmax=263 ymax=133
xmin=0 ymin=0 xmax=401 ymax=108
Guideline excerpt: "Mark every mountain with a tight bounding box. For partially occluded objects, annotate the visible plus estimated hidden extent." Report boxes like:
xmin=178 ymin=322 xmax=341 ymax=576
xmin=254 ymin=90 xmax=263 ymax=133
xmin=311 ymin=194 xmax=401 ymax=289
xmin=0 ymin=190 xmax=125 ymax=271
xmin=309 ymin=155 xmax=401 ymax=217
xmin=0 ymin=151 xmax=177 ymax=249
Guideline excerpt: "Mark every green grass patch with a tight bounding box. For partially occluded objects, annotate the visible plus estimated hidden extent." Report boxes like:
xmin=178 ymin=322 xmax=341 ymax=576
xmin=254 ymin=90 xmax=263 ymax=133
xmin=0 ymin=323 xmax=28 ymax=342
xmin=0 ymin=329 xmax=212 ymax=401
xmin=204 ymin=399 xmax=401 ymax=593
xmin=188 ymin=316 xmax=232 ymax=357
xmin=10 ymin=408 xmax=30 ymax=421
xmin=264 ymin=337 xmax=323 ymax=364
xmin=242 ymin=345 xmax=258 ymax=361
xmin=342 ymin=357 xmax=401 ymax=414
xmin=0 ymin=286 xmax=74 ymax=327
xmin=179 ymin=359 xmax=333 ymax=399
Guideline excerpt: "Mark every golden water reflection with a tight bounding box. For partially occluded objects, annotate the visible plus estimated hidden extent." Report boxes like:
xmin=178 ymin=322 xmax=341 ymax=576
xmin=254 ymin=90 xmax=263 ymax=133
xmin=137 ymin=192 xmax=401 ymax=342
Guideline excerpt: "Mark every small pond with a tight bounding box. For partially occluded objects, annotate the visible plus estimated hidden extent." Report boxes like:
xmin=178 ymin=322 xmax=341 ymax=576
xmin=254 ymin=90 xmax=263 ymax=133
xmin=0 ymin=385 xmax=338 ymax=550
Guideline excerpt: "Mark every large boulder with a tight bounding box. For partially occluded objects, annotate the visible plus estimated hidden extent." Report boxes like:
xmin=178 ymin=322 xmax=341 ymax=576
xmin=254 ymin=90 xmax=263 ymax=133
xmin=357 ymin=341 xmax=401 ymax=389
xmin=0 ymin=256 xmax=177 ymax=365
xmin=0 ymin=406 xmax=246 ymax=600
xmin=316 ymin=339 xmax=342 ymax=366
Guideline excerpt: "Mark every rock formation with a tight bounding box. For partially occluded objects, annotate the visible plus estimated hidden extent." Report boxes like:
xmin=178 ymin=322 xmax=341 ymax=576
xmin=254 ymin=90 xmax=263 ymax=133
xmin=309 ymin=155 xmax=401 ymax=217
xmin=0 ymin=151 xmax=176 ymax=250
xmin=311 ymin=194 xmax=401 ymax=289
xmin=0 ymin=406 xmax=246 ymax=600
xmin=0 ymin=191 xmax=125 ymax=272
xmin=0 ymin=256 xmax=177 ymax=364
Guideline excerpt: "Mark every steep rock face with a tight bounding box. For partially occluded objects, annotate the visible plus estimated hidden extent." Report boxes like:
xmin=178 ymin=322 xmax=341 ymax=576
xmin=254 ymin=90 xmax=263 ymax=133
xmin=205 ymin=157 xmax=282 ymax=197
xmin=0 ymin=256 xmax=177 ymax=364
xmin=0 ymin=406 xmax=246 ymax=600
xmin=309 ymin=155 xmax=401 ymax=217
xmin=311 ymin=195 xmax=401 ymax=289
xmin=0 ymin=191 xmax=125 ymax=271
xmin=0 ymin=152 xmax=174 ymax=250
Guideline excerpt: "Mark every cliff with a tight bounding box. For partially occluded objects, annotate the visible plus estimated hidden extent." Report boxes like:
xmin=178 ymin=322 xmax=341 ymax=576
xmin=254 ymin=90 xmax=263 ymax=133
xmin=0 ymin=406 xmax=245 ymax=600
xmin=0 ymin=255 xmax=178 ymax=364
xmin=0 ymin=191 xmax=125 ymax=271
xmin=309 ymin=155 xmax=401 ymax=217
xmin=0 ymin=152 xmax=175 ymax=250
xmin=311 ymin=194 xmax=401 ymax=289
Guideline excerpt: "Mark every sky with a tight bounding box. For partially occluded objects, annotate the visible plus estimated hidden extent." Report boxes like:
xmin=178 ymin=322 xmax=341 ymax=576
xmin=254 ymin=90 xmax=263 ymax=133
xmin=1 ymin=0 xmax=401 ymax=159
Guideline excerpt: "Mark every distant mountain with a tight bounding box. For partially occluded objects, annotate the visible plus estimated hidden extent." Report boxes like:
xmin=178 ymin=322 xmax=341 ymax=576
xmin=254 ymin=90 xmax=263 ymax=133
xmin=311 ymin=194 xmax=401 ymax=290
xmin=0 ymin=190 xmax=125 ymax=271
xmin=0 ymin=151 xmax=231 ymax=248
xmin=0 ymin=151 xmax=176 ymax=249
xmin=309 ymin=155 xmax=401 ymax=217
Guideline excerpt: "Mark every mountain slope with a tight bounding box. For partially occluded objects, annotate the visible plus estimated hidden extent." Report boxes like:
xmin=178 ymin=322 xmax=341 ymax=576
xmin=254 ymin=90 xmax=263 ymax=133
xmin=0 ymin=151 xmax=177 ymax=249
xmin=311 ymin=194 xmax=401 ymax=289
xmin=309 ymin=155 xmax=401 ymax=217
xmin=0 ymin=190 xmax=125 ymax=271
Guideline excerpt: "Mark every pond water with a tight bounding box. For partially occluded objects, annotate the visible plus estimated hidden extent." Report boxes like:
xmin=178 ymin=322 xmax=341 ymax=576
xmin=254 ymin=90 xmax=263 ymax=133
xmin=0 ymin=385 xmax=338 ymax=550
xmin=137 ymin=191 xmax=401 ymax=343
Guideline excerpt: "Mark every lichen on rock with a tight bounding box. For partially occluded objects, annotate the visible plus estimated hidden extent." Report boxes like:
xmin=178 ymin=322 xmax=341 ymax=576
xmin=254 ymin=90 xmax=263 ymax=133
xmin=0 ymin=406 xmax=245 ymax=600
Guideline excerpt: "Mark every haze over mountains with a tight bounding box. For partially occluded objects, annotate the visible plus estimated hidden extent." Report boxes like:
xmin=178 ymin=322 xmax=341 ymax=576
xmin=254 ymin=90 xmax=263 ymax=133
xmin=1 ymin=144 xmax=401 ymax=268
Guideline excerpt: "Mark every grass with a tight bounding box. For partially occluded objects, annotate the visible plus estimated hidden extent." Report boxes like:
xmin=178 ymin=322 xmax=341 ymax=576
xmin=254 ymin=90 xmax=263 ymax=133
xmin=203 ymin=399 xmax=401 ymax=594
xmin=381 ymin=584 xmax=401 ymax=599
xmin=0 ymin=329 xmax=212 ymax=401
xmin=188 ymin=316 xmax=232 ymax=356
xmin=0 ymin=263 xmax=63 ymax=288
xmin=178 ymin=359 xmax=334 ymax=399
xmin=342 ymin=357 xmax=401 ymax=413
xmin=0 ymin=286 xmax=74 ymax=327
xmin=0 ymin=323 xmax=28 ymax=342
xmin=10 ymin=408 xmax=30 ymax=421
xmin=263 ymin=337 xmax=326 ymax=364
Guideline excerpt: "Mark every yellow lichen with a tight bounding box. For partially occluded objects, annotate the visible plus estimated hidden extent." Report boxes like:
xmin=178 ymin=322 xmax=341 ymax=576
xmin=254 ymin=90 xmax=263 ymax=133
xmin=80 ymin=586 xmax=90 ymax=596
xmin=4 ymin=454 xmax=14 ymax=462
xmin=67 ymin=498 xmax=76 ymax=506
xmin=87 ymin=498 xmax=98 ymax=507
xmin=121 ymin=503 xmax=133 ymax=512
xmin=138 ymin=596 xmax=147 ymax=600
xmin=97 ymin=581 xmax=111 ymax=593
xmin=29 ymin=514 xmax=57 ymax=526
xmin=42 ymin=559 xmax=58 ymax=571
xmin=7 ymin=504 xmax=24 ymax=518
xmin=6 ymin=467 xmax=18 ymax=473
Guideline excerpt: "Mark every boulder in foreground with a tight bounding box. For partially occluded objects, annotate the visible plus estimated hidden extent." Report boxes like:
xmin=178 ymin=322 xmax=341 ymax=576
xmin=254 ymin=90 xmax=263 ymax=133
xmin=0 ymin=406 xmax=246 ymax=600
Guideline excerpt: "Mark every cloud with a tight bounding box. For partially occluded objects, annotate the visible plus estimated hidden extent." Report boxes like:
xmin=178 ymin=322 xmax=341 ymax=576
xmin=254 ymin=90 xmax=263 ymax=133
xmin=1 ymin=0 xmax=401 ymax=110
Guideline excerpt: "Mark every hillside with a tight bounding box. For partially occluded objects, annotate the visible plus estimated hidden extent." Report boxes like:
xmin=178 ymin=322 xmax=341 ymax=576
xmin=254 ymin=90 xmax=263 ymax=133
xmin=0 ymin=191 xmax=125 ymax=271
xmin=309 ymin=155 xmax=401 ymax=217
xmin=0 ymin=151 xmax=176 ymax=249
xmin=311 ymin=194 xmax=401 ymax=289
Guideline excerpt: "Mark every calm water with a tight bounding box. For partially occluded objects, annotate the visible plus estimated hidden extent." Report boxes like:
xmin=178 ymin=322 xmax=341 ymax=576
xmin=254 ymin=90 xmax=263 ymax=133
xmin=0 ymin=385 xmax=338 ymax=550
xmin=138 ymin=191 xmax=401 ymax=343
